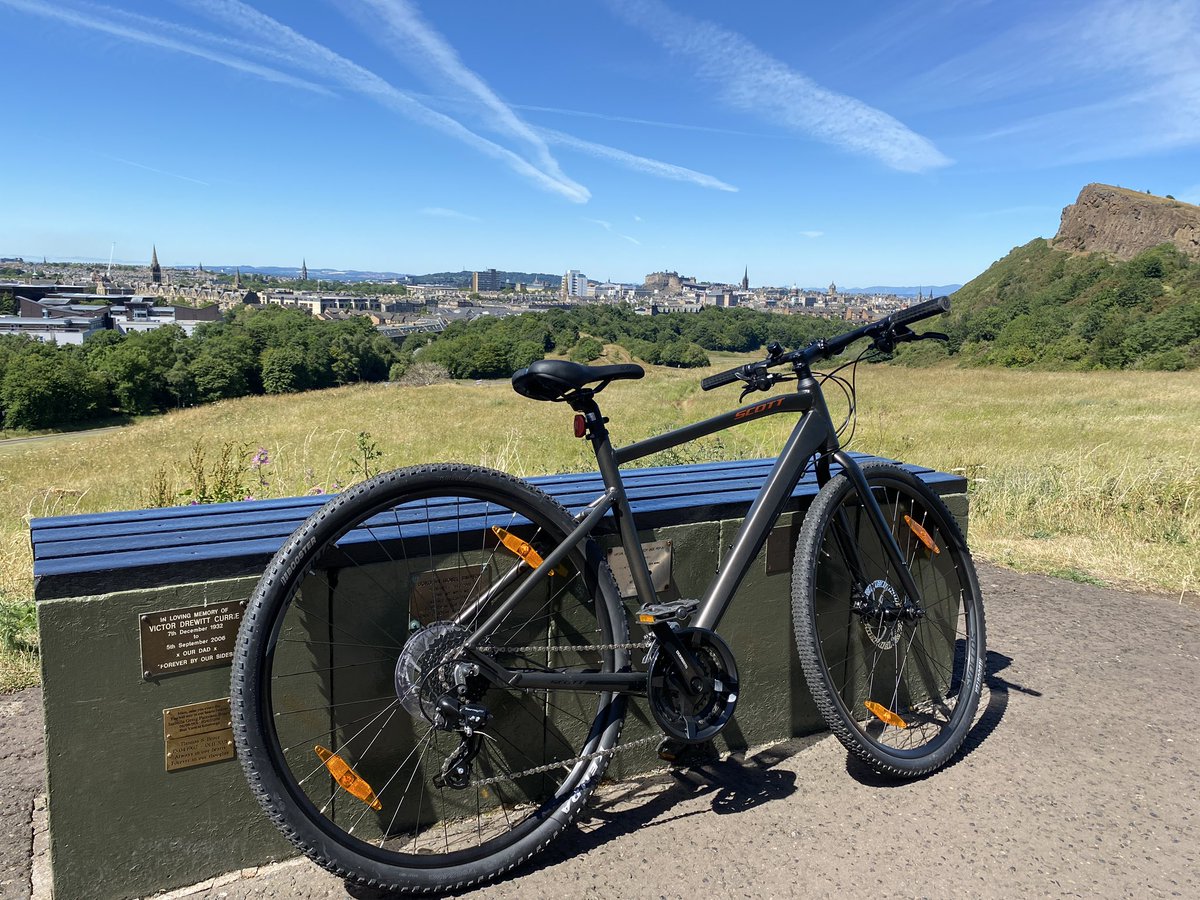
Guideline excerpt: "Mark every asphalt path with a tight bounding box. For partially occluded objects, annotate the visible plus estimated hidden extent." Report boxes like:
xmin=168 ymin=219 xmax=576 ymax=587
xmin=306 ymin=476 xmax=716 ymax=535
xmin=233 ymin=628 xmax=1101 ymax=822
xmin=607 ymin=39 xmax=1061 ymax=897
xmin=4 ymin=562 xmax=1197 ymax=899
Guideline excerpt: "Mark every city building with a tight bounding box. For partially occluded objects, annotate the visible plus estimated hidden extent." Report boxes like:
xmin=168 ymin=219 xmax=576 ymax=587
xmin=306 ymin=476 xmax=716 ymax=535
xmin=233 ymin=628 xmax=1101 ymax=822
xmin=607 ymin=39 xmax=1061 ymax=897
xmin=472 ymin=269 xmax=501 ymax=292
xmin=562 ymin=270 xmax=589 ymax=298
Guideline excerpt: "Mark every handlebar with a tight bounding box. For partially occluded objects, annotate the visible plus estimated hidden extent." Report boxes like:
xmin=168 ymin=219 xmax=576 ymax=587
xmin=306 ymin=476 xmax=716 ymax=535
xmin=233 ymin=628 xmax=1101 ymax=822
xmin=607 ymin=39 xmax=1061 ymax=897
xmin=700 ymin=296 xmax=951 ymax=391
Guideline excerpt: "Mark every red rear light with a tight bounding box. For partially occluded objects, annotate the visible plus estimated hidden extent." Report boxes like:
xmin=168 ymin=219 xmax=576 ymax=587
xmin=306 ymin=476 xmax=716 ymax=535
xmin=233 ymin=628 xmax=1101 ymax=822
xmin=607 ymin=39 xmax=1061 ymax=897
xmin=573 ymin=414 xmax=586 ymax=438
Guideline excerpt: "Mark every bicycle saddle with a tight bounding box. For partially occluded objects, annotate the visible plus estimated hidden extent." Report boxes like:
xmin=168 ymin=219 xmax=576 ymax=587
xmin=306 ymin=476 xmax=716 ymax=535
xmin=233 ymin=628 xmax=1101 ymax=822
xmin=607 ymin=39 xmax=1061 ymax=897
xmin=511 ymin=359 xmax=644 ymax=402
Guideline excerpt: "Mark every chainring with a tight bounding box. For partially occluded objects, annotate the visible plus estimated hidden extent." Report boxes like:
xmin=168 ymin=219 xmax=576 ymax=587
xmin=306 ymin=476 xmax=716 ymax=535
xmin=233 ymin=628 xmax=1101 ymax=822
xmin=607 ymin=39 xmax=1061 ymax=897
xmin=646 ymin=627 xmax=739 ymax=744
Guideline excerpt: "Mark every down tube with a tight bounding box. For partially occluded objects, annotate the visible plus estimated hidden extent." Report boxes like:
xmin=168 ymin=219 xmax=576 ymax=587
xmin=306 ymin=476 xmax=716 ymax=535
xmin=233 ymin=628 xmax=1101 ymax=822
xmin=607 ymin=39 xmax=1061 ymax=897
xmin=693 ymin=411 xmax=830 ymax=630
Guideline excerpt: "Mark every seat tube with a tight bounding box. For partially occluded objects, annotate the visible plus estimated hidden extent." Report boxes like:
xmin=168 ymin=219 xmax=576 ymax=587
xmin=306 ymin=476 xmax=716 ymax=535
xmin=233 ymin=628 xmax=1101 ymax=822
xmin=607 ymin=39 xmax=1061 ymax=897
xmin=578 ymin=398 xmax=658 ymax=606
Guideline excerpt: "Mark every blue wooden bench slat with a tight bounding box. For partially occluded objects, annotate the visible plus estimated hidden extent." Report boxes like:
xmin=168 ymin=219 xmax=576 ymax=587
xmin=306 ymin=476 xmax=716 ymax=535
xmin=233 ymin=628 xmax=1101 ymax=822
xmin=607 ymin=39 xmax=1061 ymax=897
xmin=30 ymin=455 xmax=924 ymax=557
xmin=30 ymin=456 xmax=966 ymax=600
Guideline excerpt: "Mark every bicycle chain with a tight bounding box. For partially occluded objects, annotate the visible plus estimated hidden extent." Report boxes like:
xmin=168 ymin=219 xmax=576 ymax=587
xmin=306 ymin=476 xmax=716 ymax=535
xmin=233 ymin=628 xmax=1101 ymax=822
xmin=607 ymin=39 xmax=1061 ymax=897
xmin=481 ymin=641 xmax=651 ymax=655
xmin=471 ymin=639 xmax=657 ymax=787
xmin=472 ymin=734 xmax=660 ymax=787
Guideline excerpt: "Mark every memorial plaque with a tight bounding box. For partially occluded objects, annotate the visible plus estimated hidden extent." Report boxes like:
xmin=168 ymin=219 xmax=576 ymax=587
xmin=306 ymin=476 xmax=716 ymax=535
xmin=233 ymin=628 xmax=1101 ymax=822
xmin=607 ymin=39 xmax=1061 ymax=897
xmin=139 ymin=600 xmax=246 ymax=680
xmin=410 ymin=565 xmax=485 ymax=622
xmin=163 ymin=698 xmax=235 ymax=772
xmin=607 ymin=540 xmax=672 ymax=598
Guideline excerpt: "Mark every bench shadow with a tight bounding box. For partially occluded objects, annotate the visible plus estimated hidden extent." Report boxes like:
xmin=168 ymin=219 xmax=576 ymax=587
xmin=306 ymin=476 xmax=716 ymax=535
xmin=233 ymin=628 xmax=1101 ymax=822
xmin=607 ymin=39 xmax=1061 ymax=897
xmin=345 ymin=737 xmax=817 ymax=899
xmin=844 ymin=648 xmax=1041 ymax=786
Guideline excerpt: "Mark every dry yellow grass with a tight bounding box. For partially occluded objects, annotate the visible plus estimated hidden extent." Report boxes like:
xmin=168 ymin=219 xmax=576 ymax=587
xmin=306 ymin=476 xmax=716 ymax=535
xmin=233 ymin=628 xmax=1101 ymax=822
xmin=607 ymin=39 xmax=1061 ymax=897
xmin=1 ymin=357 xmax=1196 ymax=688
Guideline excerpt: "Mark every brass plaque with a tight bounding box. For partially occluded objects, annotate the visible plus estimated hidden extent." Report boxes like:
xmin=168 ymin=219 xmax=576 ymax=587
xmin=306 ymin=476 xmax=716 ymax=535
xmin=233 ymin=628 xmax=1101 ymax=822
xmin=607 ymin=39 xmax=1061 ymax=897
xmin=139 ymin=600 xmax=246 ymax=680
xmin=410 ymin=565 xmax=485 ymax=622
xmin=163 ymin=698 xmax=235 ymax=772
xmin=607 ymin=540 xmax=672 ymax=599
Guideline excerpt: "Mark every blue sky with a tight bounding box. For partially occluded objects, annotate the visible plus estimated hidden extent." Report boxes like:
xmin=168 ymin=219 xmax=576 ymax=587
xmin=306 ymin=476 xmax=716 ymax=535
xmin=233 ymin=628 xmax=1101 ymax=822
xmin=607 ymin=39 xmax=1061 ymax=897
xmin=2 ymin=0 xmax=1198 ymax=286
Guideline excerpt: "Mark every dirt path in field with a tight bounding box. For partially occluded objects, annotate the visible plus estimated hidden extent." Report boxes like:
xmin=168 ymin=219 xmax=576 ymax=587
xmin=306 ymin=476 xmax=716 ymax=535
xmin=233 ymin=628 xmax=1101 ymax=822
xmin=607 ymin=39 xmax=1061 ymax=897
xmin=3 ymin=563 xmax=1197 ymax=899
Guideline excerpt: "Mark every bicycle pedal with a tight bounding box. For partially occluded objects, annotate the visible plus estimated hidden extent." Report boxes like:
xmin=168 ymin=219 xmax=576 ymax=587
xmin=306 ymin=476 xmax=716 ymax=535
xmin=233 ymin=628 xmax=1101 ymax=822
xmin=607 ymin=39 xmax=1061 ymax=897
xmin=636 ymin=598 xmax=699 ymax=626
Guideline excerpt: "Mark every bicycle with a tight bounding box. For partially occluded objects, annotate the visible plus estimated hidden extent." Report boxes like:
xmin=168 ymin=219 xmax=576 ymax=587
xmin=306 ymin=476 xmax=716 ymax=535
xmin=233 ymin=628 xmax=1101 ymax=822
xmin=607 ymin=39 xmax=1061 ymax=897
xmin=231 ymin=296 xmax=986 ymax=893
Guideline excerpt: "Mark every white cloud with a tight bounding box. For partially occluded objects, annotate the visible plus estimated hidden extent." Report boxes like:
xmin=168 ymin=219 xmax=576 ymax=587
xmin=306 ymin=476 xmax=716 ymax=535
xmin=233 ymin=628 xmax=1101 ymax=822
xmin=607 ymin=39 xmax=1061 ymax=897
xmin=181 ymin=0 xmax=590 ymax=202
xmin=0 ymin=0 xmax=332 ymax=95
xmin=543 ymin=129 xmax=737 ymax=192
xmin=342 ymin=0 xmax=587 ymax=203
xmin=420 ymin=207 xmax=481 ymax=222
xmin=606 ymin=0 xmax=950 ymax=173
xmin=799 ymin=230 xmax=824 ymax=239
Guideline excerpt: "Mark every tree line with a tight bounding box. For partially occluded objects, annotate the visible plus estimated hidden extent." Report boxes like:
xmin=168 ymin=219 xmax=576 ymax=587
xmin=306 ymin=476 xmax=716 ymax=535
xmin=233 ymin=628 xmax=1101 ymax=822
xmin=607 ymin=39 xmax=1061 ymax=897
xmin=0 ymin=301 xmax=849 ymax=431
xmin=0 ymin=306 xmax=402 ymax=430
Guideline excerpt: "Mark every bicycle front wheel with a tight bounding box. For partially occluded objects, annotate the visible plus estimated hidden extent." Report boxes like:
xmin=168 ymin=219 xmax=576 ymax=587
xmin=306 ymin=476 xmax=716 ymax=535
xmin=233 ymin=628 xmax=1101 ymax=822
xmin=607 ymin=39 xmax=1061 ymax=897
xmin=232 ymin=464 xmax=627 ymax=894
xmin=792 ymin=462 xmax=986 ymax=777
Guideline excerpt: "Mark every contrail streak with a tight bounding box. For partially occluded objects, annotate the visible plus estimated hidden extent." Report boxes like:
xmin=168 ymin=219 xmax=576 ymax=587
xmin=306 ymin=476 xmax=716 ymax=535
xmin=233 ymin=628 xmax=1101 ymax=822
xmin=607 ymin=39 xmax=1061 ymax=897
xmin=542 ymin=129 xmax=737 ymax=192
xmin=345 ymin=0 xmax=583 ymax=198
xmin=0 ymin=0 xmax=332 ymax=95
xmin=182 ymin=0 xmax=589 ymax=202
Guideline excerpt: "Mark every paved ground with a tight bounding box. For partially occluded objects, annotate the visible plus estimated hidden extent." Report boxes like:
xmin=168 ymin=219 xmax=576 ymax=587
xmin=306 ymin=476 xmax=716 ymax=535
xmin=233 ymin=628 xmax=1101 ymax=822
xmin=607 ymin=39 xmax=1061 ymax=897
xmin=4 ymin=563 xmax=1198 ymax=899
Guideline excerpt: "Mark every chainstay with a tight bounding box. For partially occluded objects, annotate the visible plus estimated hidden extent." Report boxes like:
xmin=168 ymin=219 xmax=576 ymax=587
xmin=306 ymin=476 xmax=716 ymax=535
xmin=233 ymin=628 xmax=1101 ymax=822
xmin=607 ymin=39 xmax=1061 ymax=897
xmin=472 ymin=734 xmax=660 ymax=787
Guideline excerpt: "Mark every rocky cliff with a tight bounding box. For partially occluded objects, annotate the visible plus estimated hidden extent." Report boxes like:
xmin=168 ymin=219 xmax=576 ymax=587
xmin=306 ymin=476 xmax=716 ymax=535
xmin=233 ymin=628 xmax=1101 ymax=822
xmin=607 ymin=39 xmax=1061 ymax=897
xmin=1053 ymin=183 xmax=1200 ymax=260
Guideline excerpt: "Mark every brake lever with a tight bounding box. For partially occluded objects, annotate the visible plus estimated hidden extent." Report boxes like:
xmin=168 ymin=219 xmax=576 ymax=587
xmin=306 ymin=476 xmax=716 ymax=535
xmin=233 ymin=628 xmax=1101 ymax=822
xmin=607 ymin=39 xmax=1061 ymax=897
xmin=737 ymin=369 xmax=787 ymax=402
xmin=882 ymin=326 xmax=949 ymax=351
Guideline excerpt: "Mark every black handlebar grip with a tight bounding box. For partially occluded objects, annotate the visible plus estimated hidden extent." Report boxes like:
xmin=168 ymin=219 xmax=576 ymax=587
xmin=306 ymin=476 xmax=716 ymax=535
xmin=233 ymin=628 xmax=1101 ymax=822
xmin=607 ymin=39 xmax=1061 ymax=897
xmin=892 ymin=295 xmax=951 ymax=328
xmin=701 ymin=366 xmax=743 ymax=391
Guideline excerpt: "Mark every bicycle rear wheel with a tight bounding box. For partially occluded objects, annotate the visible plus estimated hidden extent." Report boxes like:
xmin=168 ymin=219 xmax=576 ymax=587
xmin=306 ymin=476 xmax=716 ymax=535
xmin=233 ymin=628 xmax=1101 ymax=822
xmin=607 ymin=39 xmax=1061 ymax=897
xmin=792 ymin=462 xmax=985 ymax=777
xmin=232 ymin=464 xmax=627 ymax=894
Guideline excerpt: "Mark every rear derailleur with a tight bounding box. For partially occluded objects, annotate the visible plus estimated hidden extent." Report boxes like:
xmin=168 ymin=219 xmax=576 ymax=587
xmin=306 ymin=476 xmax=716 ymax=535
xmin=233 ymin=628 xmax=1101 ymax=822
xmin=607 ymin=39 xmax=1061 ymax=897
xmin=432 ymin=694 xmax=490 ymax=789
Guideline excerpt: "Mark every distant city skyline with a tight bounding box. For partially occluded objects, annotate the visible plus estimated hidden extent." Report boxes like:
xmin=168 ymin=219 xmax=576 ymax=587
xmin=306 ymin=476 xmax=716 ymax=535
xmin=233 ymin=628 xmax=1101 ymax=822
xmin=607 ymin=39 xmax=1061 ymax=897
xmin=2 ymin=0 xmax=1197 ymax=285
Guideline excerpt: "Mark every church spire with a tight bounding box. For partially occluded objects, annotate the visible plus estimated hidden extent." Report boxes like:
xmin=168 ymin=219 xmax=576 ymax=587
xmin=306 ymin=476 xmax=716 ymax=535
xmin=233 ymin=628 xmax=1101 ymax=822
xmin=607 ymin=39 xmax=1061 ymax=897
xmin=301 ymin=258 xmax=308 ymax=282
xmin=234 ymin=267 xmax=242 ymax=289
xmin=150 ymin=245 xmax=162 ymax=284
xmin=741 ymin=266 xmax=749 ymax=291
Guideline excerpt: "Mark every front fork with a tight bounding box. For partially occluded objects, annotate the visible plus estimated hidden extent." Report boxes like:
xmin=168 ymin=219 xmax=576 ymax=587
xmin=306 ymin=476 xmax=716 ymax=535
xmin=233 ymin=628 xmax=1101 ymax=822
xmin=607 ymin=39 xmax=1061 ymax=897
xmin=821 ymin=451 xmax=927 ymax=619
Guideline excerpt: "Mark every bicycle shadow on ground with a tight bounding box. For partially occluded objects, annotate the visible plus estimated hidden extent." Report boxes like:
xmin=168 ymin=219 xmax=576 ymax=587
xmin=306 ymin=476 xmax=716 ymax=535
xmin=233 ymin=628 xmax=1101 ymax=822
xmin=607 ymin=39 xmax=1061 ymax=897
xmin=844 ymin=648 xmax=1042 ymax=786
xmin=345 ymin=736 xmax=821 ymax=900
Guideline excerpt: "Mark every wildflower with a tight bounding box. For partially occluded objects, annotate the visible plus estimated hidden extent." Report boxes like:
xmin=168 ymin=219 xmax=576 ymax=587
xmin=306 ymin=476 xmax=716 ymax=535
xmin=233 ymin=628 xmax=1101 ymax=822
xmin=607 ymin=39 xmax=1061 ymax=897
xmin=244 ymin=495 xmax=256 ymax=502
xmin=250 ymin=447 xmax=270 ymax=469
xmin=309 ymin=486 xmax=325 ymax=495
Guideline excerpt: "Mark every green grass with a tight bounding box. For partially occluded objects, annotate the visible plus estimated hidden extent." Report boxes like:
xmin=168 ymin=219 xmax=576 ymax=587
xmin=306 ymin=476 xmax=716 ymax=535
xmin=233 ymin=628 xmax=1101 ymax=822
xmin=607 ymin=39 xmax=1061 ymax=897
xmin=1 ymin=351 xmax=1197 ymax=690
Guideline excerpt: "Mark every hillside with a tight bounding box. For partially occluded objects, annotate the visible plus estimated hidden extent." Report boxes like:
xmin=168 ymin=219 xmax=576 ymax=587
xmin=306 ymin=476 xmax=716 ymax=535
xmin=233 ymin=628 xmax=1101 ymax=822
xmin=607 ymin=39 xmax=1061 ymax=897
xmin=890 ymin=184 xmax=1200 ymax=370
xmin=897 ymin=238 xmax=1200 ymax=370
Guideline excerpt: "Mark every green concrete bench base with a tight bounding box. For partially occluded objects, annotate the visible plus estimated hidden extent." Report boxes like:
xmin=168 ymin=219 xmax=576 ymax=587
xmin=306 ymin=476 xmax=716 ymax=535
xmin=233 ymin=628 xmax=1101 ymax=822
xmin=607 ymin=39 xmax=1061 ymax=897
xmin=34 ymin=465 xmax=966 ymax=899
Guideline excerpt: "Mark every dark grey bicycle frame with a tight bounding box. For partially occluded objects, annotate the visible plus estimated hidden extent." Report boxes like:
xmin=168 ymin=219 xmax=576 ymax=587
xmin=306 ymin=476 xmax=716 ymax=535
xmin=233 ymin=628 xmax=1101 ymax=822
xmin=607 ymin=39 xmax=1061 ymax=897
xmin=466 ymin=372 xmax=927 ymax=695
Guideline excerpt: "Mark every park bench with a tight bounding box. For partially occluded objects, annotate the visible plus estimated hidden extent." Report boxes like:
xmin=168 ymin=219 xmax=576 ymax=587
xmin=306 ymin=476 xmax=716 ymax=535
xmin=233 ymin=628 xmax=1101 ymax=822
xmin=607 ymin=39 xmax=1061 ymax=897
xmin=31 ymin=453 xmax=967 ymax=899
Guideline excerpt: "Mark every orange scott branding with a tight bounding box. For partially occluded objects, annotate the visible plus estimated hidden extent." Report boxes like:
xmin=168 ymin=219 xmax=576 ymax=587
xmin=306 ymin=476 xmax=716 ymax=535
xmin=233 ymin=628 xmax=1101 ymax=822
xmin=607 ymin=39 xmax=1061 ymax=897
xmin=734 ymin=397 xmax=785 ymax=420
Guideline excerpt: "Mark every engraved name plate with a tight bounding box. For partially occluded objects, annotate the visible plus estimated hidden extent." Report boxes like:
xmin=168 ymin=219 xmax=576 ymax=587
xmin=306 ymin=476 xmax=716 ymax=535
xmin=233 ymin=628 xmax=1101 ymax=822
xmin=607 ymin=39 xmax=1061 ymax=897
xmin=410 ymin=565 xmax=485 ymax=622
xmin=607 ymin=540 xmax=673 ymax=599
xmin=139 ymin=600 xmax=246 ymax=680
xmin=163 ymin=698 xmax=235 ymax=772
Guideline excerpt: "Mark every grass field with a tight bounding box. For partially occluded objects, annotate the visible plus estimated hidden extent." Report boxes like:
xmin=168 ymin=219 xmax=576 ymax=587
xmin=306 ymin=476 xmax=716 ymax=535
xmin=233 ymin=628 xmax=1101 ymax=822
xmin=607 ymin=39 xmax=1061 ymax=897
xmin=2 ymin=354 xmax=1197 ymax=690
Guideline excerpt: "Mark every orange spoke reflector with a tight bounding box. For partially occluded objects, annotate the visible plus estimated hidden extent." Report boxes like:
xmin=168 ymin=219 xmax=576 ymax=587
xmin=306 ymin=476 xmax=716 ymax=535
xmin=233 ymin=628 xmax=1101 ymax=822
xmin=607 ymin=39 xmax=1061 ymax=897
xmin=491 ymin=526 xmax=546 ymax=569
xmin=864 ymin=700 xmax=908 ymax=729
xmin=903 ymin=515 xmax=940 ymax=554
xmin=315 ymin=745 xmax=382 ymax=810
